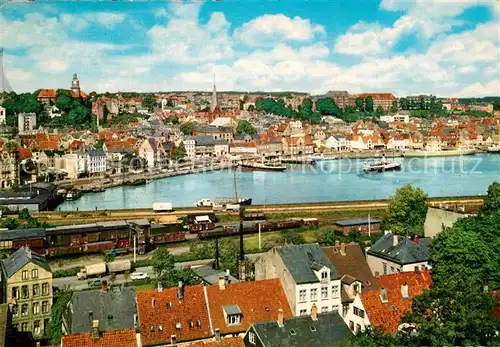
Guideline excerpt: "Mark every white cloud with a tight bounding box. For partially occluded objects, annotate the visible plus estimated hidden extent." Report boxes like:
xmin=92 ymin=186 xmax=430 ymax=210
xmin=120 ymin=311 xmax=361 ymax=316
xmin=234 ymin=14 xmax=325 ymax=47
xmin=84 ymin=12 xmax=127 ymax=29
xmin=459 ymin=81 xmax=500 ymax=97
xmin=154 ymin=8 xmax=168 ymax=19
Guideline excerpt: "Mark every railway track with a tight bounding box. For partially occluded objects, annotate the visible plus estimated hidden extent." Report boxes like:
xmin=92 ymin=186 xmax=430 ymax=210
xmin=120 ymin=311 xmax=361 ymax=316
xmin=32 ymin=197 xmax=484 ymax=224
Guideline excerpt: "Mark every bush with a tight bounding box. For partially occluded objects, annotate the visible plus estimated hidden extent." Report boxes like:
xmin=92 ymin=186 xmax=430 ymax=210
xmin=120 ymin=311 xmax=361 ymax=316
xmin=53 ymin=267 xmax=80 ymax=278
xmin=132 ymin=259 xmax=152 ymax=269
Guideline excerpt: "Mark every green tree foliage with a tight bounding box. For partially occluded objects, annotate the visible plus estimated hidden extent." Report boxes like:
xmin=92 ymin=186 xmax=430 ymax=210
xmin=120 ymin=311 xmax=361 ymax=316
xmin=365 ymin=96 xmax=374 ymax=112
xmin=255 ymin=97 xmax=321 ymax=123
xmin=236 ymin=120 xmax=256 ymax=136
xmin=151 ymin=246 xmax=175 ymax=278
xmin=48 ymin=288 xmax=73 ymax=344
xmin=375 ymin=105 xmax=384 ymax=117
xmin=142 ymin=94 xmax=157 ymax=111
xmin=180 ymin=122 xmax=194 ymax=135
xmin=171 ymin=142 xmax=187 ymax=161
xmin=480 ymin=181 xmax=500 ymax=216
xmin=55 ymin=89 xmax=73 ymax=112
xmin=2 ymin=217 xmax=19 ymax=230
xmin=387 ymin=185 xmax=428 ymax=234
xmin=355 ymin=97 xmax=365 ymax=111
xmin=399 ymin=97 xmax=409 ymax=110
xmin=390 ymin=100 xmax=398 ymax=113
xmin=90 ymin=115 xmax=98 ymax=133
xmin=299 ymin=98 xmax=321 ymax=123
xmin=281 ymin=229 xmax=305 ymax=245
xmin=164 ymin=115 xmax=180 ymax=125
xmin=315 ymin=97 xmax=341 ymax=116
xmin=1 ymin=92 xmax=43 ymax=126
xmin=218 ymin=239 xmax=253 ymax=278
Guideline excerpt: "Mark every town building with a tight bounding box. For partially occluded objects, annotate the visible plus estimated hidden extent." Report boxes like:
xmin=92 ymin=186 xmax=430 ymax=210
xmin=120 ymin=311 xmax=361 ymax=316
xmin=0 ymin=247 xmax=53 ymax=339
xmin=326 ymin=91 xmax=355 ymax=109
xmin=343 ymin=270 xmax=431 ymax=334
xmin=182 ymin=136 xmax=196 ymax=159
xmin=366 ymin=232 xmax=431 ymax=276
xmin=0 ymin=183 xmax=57 ymax=212
xmin=243 ymin=308 xmax=351 ymax=347
xmin=205 ymin=278 xmax=292 ymax=338
xmin=63 ymin=152 xmax=87 ymax=179
xmin=0 ymin=149 xmax=18 ymax=189
xmin=194 ymin=136 xmax=229 ymax=157
xmin=62 ymin=286 xmax=137 ymax=335
xmin=322 ymin=242 xmax=379 ymax=317
xmin=0 ymin=106 xmax=5 ymax=124
xmin=356 ymin=93 xmax=396 ymax=111
xmin=18 ymin=113 xmax=36 ymax=134
xmin=136 ymin=283 xmax=212 ymax=346
xmin=333 ymin=218 xmax=381 ymax=235
xmin=423 ymin=207 xmax=468 ymax=239
xmin=324 ymin=135 xmax=349 ymax=151
xmin=255 ymin=244 xmax=342 ymax=317
xmin=380 ymin=112 xmax=410 ymax=124
xmin=62 ymin=327 xmax=139 ymax=347
xmin=86 ymin=149 xmax=107 ymax=175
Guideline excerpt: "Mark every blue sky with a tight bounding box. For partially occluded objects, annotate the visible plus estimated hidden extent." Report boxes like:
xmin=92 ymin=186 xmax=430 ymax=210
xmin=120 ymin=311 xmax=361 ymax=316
xmin=1 ymin=0 xmax=499 ymax=96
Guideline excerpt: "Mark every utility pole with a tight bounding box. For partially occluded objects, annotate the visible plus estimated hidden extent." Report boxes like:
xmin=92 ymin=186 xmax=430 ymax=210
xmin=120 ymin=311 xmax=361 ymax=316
xmin=238 ymin=204 xmax=246 ymax=281
xmin=214 ymin=236 xmax=220 ymax=270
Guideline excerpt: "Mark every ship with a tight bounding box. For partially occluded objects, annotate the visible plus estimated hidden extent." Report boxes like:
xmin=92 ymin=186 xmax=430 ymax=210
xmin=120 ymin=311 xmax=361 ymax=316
xmin=402 ymin=149 xmax=476 ymax=157
xmin=487 ymin=146 xmax=500 ymax=153
xmin=65 ymin=189 xmax=83 ymax=201
xmin=239 ymin=161 xmax=287 ymax=172
xmin=363 ymin=154 xmax=401 ymax=173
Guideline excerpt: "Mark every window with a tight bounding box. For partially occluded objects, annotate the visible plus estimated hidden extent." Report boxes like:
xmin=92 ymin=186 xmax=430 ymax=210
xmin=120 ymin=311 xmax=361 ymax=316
xmin=21 ymin=304 xmax=28 ymax=317
xmin=42 ymin=301 xmax=49 ymax=314
xmin=227 ymin=314 xmax=241 ymax=326
xmin=342 ymin=304 xmax=349 ymax=317
xmin=383 ymin=263 xmax=387 ymax=275
xmin=42 ymin=283 xmax=49 ymax=296
xmin=359 ymin=309 xmax=365 ymax=318
xmin=32 ymin=269 xmax=38 ymax=279
xmin=321 ymin=287 xmax=328 ymax=300
xmin=331 ymin=285 xmax=339 ymax=298
xmin=414 ymin=266 xmax=419 ymax=271
xmin=22 ymin=270 xmax=28 ymax=280
xmin=33 ymin=284 xmax=40 ymax=297
xmin=299 ymin=309 xmax=307 ymax=316
xmin=11 ymin=305 xmax=18 ymax=318
xmin=299 ymin=289 xmax=307 ymax=302
xmin=44 ymin=319 xmax=49 ymax=335
xmin=11 ymin=287 xmax=19 ymax=299
xmin=21 ymin=322 xmax=28 ymax=332
xmin=356 ymin=324 xmax=361 ymax=333
xmin=321 ymin=271 xmax=328 ymax=280
xmin=349 ymin=321 xmax=354 ymax=331
xmin=390 ymin=266 xmax=395 ymax=273
xmin=33 ymin=302 xmax=40 ymax=315
xmin=249 ymin=331 xmax=256 ymax=345
xmin=310 ymin=288 xmax=317 ymax=301
xmin=321 ymin=306 xmax=328 ymax=313
xmin=353 ymin=307 xmax=359 ymax=316
xmin=34 ymin=320 xmax=41 ymax=335
xmin=21 ymin=286 xmax=29 ymax=299
xmin=158 ymin=324 xmax=163 ymax=332
xmin=332 ymin=305 xmax=339 ymax=312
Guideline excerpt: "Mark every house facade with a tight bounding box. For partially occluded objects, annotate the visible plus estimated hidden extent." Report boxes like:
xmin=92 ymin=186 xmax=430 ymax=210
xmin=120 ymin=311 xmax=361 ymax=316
xmin=86 ymin=149 xmax=107 ymax=175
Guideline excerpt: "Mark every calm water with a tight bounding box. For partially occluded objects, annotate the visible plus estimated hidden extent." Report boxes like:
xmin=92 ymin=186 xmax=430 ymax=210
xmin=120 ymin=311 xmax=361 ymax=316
xmin=60 ymin=154 xmax=500 ymax=211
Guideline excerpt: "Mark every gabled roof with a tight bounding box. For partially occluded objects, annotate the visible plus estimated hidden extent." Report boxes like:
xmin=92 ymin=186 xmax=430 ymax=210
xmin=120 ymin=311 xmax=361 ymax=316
xmin=87 ymin=149 xmax=106 ymax=157
xmin=37 ymin=89 xmax=57 ymax=98
xmin=250 ymin=312 xmax=350 ymax=347
xmin=179 ymin=337 xmax=244 ymax=347
xmin=367 ymin=233 xmax=431 ymax=265
xmin=136 ymin=284 xmax=212 ymax=346
xmin=360 ymin=270 xmax=432 ymax=334
xmin=322 ymin=243 xmax=379 ymax=292
xmin=276 ymin=243 xmax=339 ymax=284
xmin=1 ymin=246 xmax=51 ymax=278
xmin=62 ymin=328 xmax=138 ymax=347
xmin=206 ymin=279 xmax=292 ymax=335
xmin=67 ymin=287 xmax=137 ymax=334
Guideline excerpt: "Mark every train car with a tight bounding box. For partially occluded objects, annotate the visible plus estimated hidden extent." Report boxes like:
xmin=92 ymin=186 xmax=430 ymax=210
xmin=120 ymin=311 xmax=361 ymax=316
xmin=148 ymin=223 xmax=186 ymax=249
xmin=47 ymin=241 xmax=114 ymax=257
xmin=0 ymin=228 xmax=47 ymax=253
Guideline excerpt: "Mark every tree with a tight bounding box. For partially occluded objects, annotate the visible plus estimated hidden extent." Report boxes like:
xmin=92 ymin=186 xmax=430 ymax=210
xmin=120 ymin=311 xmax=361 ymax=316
xmin=171 ymin=142 xmax=187 ymax=161
xmin=316 ymin=97 xmax=341 ymax=116
xmin=236 ymin=120 xmax=256 ymax=136
xmin=390 ymin=100 xmax=398 ymax=113
xmin=55 ymin=89 xmax=73 ymax=112
xmin=180 ymin=122 xmax=194 ymax=135
xmin=2 ymin=217 xmax=19 ymax=230
xmin=479 ymin=181 xmax=500 ymax=216
xmin=281 ymin=229 xmax=305 ymax=245
xmin=375 ymin=106 xmax=384 ymax=117
xmin=355 ymin=97 xmax=365 ymax=111
xmin=387 ymin=185 xmax=428 ymax=234
xmin=19 ymin=207 xmax=31 ymax=220
xmin=164 ymin=115 xmax=180 ymax=125
xmin=399 ymin=97 xmax=409 ymax=110
xmin=365 ymin=96 xmax=374 ymax=112
xmin=151 ymin=247 xmax=175 ymax=278
xmin=142 ymin=94 xmax=157 ymax=111
xmin=419 ymin=96 xmax=426 ymax=110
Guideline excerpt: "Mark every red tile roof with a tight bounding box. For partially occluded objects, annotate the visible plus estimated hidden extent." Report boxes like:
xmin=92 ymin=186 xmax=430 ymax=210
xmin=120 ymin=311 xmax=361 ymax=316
xmin=206 ymin=279 xmax=292 ymax=335
xmin=361 ymin=270 xmax=432 ymax=334
xmin=136 ymin=285 xmax=212 ymax=346
xmin=356 ymin=93 xmax=396 ymax=100
xmin=62 ymin=329 xmax=137 ymax=347
xmin=36 ymin=140 xmax=59 ymax=151
xmin=179 ymin=337 xmax=244 ymax=347
xmin=38 ymin=89 xmax=57 ymax=99
xmin=17 ymin=147 xmax=33 ymax=161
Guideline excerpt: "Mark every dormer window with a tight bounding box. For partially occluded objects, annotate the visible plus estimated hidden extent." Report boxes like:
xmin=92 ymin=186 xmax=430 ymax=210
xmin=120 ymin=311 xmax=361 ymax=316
xmin=321 ymin=271 xmax=328 ymax=280
xmin=223 ymin=304 xmax=242 ymax=326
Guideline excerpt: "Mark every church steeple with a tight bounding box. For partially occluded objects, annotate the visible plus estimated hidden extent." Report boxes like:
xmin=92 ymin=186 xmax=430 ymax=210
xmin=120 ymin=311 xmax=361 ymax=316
xmin=71 ymin=73 xmax=81 ymax=97
xmin=210 ymin=75 xmax=217 ymax=112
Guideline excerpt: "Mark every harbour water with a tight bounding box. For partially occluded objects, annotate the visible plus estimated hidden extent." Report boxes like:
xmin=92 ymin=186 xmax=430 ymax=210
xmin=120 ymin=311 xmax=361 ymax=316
xmin=59 ymin=154 xmax=500 ymax=211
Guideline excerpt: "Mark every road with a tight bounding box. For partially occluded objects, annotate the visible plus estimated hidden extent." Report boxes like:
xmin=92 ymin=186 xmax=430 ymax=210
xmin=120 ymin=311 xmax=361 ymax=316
xmin=53 ymin=254 xmax=263 ymax=291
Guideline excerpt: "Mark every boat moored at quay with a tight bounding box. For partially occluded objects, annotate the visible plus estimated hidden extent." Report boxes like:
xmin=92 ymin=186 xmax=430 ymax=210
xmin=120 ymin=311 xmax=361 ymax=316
xmin=239 ymin=161 xmax=287 ymax=172
xmin=403 ymin=149 xmax=476 ymax=157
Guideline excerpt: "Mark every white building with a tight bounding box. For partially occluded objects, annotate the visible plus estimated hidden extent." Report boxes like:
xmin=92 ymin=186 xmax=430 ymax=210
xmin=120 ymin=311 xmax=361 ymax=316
xmin=324 ymin=135 xmax=349 ymax=151
xmin=366 ymin=232 xmax=431 ymax=276
xmin=255 ymin=244 xmax=342 ymax=317
xmin=63 ymin=153 xmax=87 ymax=179
xmin=0 ymin=106 xmax=6 ymax=124
xmin=380 ymin=112 xmax=410 ymax=124
xmin=18 ymin=112 xmax=37 ymax=134
xmin=182 ymin=136 xmax=196 ymax=159
xmin=86 ymin=149 xmax=107 ymax=175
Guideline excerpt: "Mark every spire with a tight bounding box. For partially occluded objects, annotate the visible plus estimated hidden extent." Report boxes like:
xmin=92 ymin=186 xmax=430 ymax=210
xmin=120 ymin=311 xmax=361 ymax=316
xmin=210 ymin=75 xmax=217 ymax=112
xmin=0 ymin=48 xmax=13 ymax=93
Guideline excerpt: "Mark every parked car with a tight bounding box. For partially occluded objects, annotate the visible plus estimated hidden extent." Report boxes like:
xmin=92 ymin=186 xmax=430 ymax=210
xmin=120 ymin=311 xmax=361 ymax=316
xmin=130 ymin=272 xmax=149 ymax=281
xmin=88 ymin=279 xmax=104 ymax=287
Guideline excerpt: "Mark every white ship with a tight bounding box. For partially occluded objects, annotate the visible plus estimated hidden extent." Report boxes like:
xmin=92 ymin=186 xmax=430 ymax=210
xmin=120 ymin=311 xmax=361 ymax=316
xmin=403 ymin=149 xmax=476 ymax=157
xmin=362 ymin=155 xmax=401 ymax=173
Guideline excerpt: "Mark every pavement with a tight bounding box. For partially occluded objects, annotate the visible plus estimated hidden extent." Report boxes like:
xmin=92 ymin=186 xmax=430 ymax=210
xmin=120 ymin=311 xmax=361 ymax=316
xmin=53 ymin=254 xmax=264 ymax=291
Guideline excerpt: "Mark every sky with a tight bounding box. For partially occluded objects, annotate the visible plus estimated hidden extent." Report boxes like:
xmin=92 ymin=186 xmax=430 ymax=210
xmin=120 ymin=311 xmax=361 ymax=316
xmin=1 ymin=0 xmax=499 ymax=97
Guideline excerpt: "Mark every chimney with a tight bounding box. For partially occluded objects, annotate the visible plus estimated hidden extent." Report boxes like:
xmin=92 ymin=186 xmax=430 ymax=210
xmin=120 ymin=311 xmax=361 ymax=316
xmin=177 ymin=281 xmax=184 ymax=301
xmin=413 ymin=235 xmax=419 ymax=244
xmin=215 ymin=328 xmax=221 ymax=341
xmin=334 ymin=240 xmax=340 ymax=247
xmin=401 ymin=283 xmax=409 ymax=299
xmin=277 ymin=308 xmax=284 ymax=327
xmin=340 ymin=243 xmax=346 ymax=256
xmin=151 ymin=297 xmax=156 ymax=309
xmin=91 ymin=320 xmax=100 ymax=339
xmin=311 ymin=304 xmax=318 ymax=321
xmin=393 ymin=234 xmax=398 ymax=247
xmin=170 ymin=334 xmax=177 ymax=345
xmin=157 ymin=281 xmax=163 ymax=292
xmin=218 ymin=276 xmax=225 ymax=290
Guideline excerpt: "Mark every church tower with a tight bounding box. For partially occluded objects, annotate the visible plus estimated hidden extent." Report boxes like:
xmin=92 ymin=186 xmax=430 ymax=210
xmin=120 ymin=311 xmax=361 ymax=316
xmin=210 ymin=75 xmax=217 ymax=112
xmin=71 ymin=73 xmax=81 ymax=97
